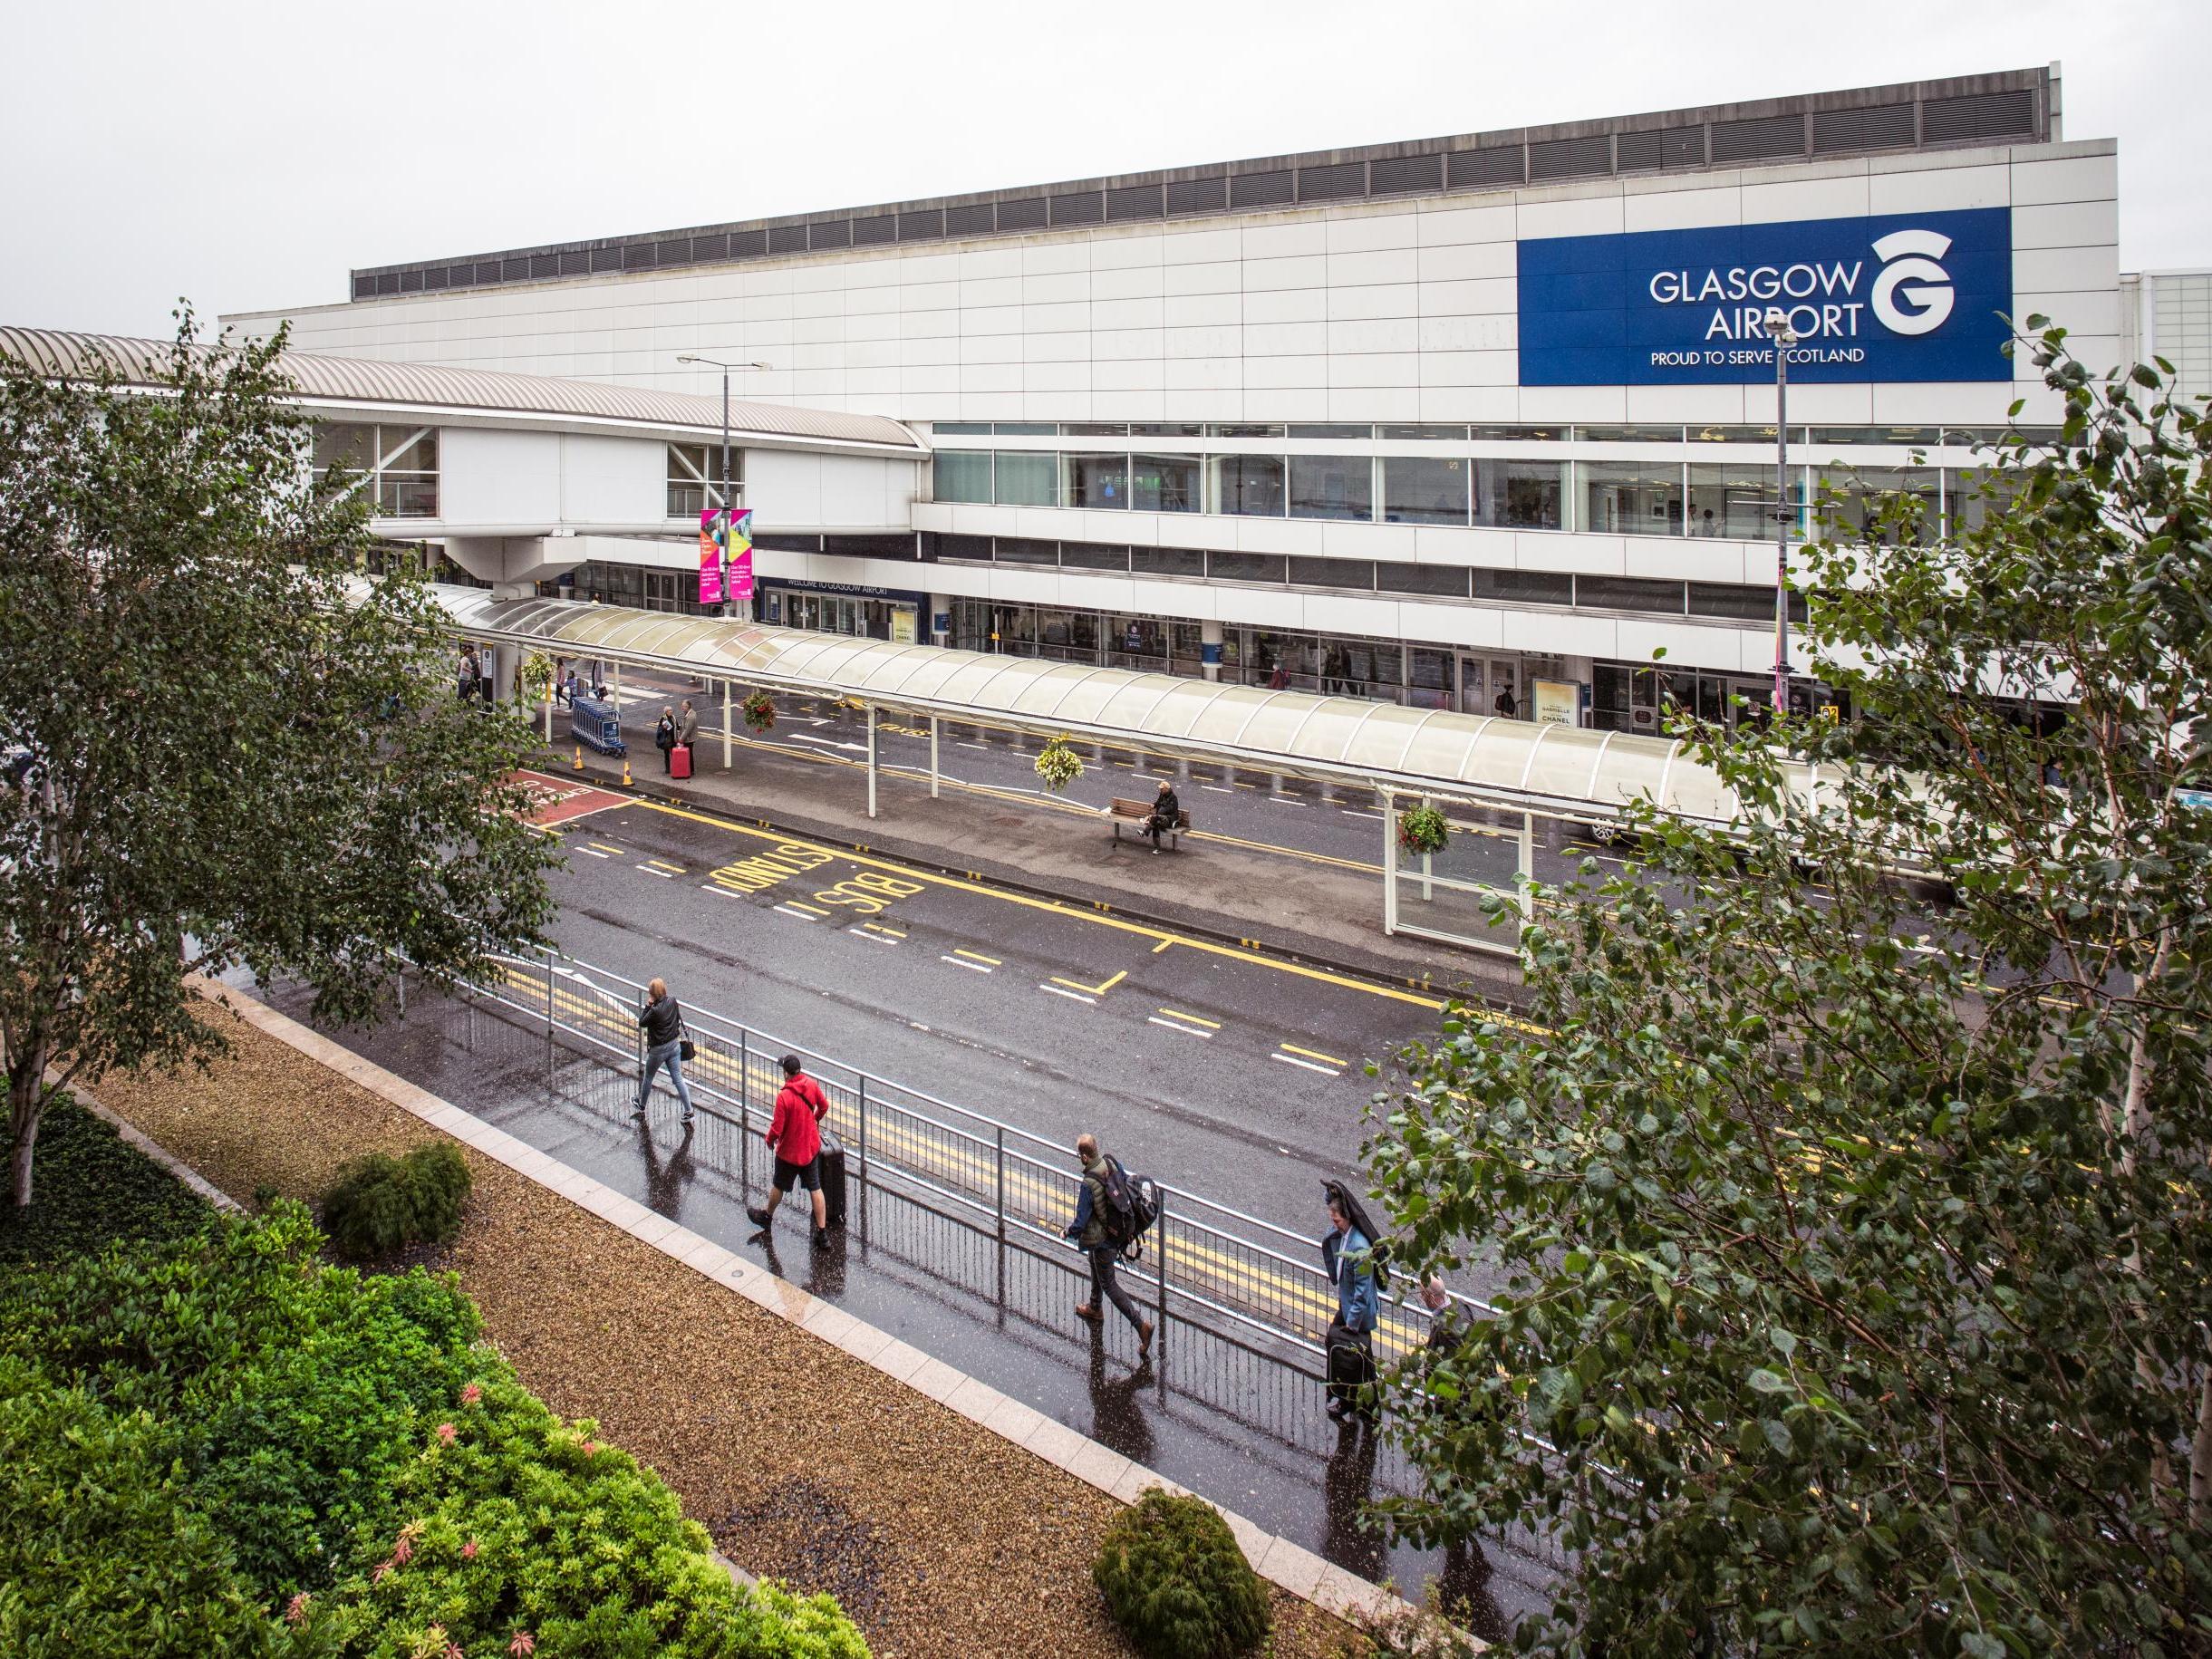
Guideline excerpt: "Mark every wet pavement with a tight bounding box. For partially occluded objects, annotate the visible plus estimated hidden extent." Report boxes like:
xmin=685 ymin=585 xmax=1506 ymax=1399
xmin=262 ymin=978 xmax=1559 ymax=1636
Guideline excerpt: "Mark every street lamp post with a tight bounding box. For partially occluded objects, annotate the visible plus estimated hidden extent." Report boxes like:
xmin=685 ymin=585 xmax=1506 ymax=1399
xmin=675 ymin=354 xmax=771 ymax=618
xmin=1763 ymin=307 xmax=1798 ymax=720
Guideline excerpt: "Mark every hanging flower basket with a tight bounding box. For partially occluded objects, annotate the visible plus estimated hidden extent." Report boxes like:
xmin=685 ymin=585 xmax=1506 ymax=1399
xmin=517 ymin=651 xmax=556 ymax=705
xmin=740 ymin=689 xmax=777 ymax=734
xmin=1397 ymin=804 xmax=1450 ymax=857
xmin=1034 ymin=736 xmax=1085 ymax=794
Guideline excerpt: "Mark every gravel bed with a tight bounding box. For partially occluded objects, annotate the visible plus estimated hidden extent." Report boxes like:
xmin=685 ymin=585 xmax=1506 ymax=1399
xmin=93 ymin=1004 xmax=1363 ymax=1659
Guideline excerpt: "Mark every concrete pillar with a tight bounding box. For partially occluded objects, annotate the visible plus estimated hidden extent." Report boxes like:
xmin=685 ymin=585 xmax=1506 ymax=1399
xmin=490 ymin=645 xmax=517 ymax=703
xmin=1200 ymin=619 xmax=1223 ymax=682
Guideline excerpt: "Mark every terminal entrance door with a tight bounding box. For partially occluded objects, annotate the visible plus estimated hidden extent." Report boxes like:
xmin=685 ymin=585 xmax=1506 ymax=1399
xmin=1459 ymin=654 xmax=1521 ymax=719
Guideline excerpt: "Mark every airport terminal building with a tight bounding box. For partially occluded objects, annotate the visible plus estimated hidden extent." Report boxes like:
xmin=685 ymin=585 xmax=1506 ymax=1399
xmin=227 ymin=65 xmax=2127 ymax=735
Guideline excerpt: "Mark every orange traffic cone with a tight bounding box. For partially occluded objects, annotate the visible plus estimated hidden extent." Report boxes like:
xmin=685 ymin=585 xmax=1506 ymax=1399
xmin=621 ymin=756 xmax=633 ymax=788
xmin=573 ymin=744 xmax=584 ymax=772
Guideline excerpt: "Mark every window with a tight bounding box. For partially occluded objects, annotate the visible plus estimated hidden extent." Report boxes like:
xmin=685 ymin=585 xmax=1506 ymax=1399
xmin=1472 ymin=459 xmax=1565 ymax=530
xmin=1579 ymin=459 xmax=1685 ymax=535
xmin=1130 ymin=455 xmax=1201 ymax=513
xmin=1207 ymin=423 xmax=1286 ymax=438
xmin=1473 ymin=568 xmax=1572 ymax=605
xmin=1382 ymin=457 xmax=1470 ymax=525
xmin=994 ymin=421 xmax=1058 ymax=435
xmin=1131 ymin=545 xmax=1206 ymax=577
xmin=1470 ymin=424 xmax=1564 ymax=442
xmin=1061 ymin=542 xmax=1129 ymax=571
xmin=993 ymin=452 xmax=1058 ymax=506
xmin=1945 ymin=468 xmax=2025 ymax=536
xmin=1291 ymin=556 xmax=1374 ymax=589
xmin=1575 ymin=424 xmax=1685 ymax=442
xmin=993 ymin=537 xmax=1058 ymax=564
xmin=662 ymin=441 xmax=738 ymax=519
xmin=933 ymin=420 xmax=990 ymax=435
xmin=1208 ymin=550 xmax=1288 ymax=584
xmin=1130 ymin=422 xmax=1204 ymax=437
xmin=1289 ymin=455 xmax=1374 ymax=521
xmin=932 ymin=450 xmax=993 ymax=504
xmin=1577 ymin=574 xmax=1686 ymax=613
xmin=1816 ymin=465 xmax=1938 ymax=545
xmin=1065 ymin=454 xmax=1129 ymax=509
xmin=1287 ymin=422 xmax=1373 ymax=439
xmin=1408 ymin=647 xmax=1456 ymax=709
xmin=1108 ymin=616 xmax=1169 ymax=663
xmin=1212 ymin=454 xmax=1286 ymax=516
xmin=1381 ymin=424 xmax=1469 ymax=441
xmin=1376 ymin=560 xmax=1470 ymax=597
xmin=314 ymin=422 xmax=439 ymax=519
xmin=1686 ymin=464 xmax=1798 ymax=541
xmin=1690 ymin=583 xmax=1807 ymax=622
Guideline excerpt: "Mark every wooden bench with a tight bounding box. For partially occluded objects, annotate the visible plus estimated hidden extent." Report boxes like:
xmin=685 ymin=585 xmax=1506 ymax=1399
xmin=1108 ymin=796 xmax=1193 ymax=851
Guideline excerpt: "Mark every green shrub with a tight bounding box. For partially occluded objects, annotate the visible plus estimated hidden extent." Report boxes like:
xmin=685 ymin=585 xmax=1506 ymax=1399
xmin=313 ymin=1373 xmax=872 ymax=1658
xmin=1092 ymin=1488 xmax=1270 ymax=1659
xmin=320 ymin=1141 xmax=472 ymax=1259
xmin=0 ymin=1201 xmax=483 ymax=1603
xmin=0 ymin=1355 xmax=293 ymax=1657
xmin=0 ymin=1094 xmax=211 ymax=1268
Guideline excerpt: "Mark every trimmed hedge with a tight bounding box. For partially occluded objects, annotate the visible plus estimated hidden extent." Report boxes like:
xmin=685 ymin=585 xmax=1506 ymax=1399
xmin=1092 ymin=1488 xmax=1270 ymax=1659
xmin=0 ymin=1203 xmax=873 ymax=1657
xmin=321 ymin=1141 xmax=472 ymax=1259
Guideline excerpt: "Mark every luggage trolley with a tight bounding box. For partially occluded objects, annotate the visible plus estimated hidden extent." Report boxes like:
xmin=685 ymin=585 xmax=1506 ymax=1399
xmin=569 ymin=696 xmax=627 ymax=756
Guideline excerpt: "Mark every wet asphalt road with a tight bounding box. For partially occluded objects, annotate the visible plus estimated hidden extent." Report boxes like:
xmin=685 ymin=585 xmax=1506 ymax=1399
xmin=537 ymin=786 xmax=1442 ymax=1245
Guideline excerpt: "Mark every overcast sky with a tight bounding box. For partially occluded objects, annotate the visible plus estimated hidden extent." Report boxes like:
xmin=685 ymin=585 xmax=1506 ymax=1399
xmin=5 ymin=0 xmax=2206 ymax=341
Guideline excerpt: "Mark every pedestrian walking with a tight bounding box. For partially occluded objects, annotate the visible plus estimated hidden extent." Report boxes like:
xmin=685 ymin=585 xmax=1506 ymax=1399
xmin=748 ymin=1055 xmax=831 ymax=1249
xmin=1320 ymin=1178 xmax=1385 ymax=1419
xmin=654 ymin=706 xmax=677 ymax=773
xmin=1063 ymin=1133 xmax=1154 ymax=1354
xmin=631 ymin=978 xmax=693 ymax=1125
xmin=1144 ymin=778 xmax=1181 ymax=855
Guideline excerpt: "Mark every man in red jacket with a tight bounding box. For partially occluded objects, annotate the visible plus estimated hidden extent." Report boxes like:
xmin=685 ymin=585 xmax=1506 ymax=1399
xmin=748 ymin=1053 xmax=830 ymax=1249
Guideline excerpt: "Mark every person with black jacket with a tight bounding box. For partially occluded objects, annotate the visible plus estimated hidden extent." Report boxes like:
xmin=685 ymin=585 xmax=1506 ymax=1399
xmin=654 ymin=707 xmax=678 ymax=773
xmin=1321 ymin=1179 xmax=1386 ymax=1419
xmin=1145 ymin=779 xmax=1181 ymax=854
xmin=632 ymin=978 xmax=693 ymax=1124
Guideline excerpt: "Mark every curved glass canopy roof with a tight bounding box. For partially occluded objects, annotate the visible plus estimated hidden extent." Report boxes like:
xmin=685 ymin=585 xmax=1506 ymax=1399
xmin=437 ymin=587 xmax=1821 ymax=823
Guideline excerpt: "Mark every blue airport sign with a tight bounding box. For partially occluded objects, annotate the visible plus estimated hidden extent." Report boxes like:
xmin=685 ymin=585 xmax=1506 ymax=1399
xmin=1517 ymin=207 xmax=2014 ymax=386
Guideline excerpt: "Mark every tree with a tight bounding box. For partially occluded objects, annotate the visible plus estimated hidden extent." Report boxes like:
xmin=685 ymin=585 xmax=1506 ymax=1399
xmin=0 ymin=314 xmax=559 ymax=1208
xmin=1366 ymin=329 xmax=2212 ymax=1655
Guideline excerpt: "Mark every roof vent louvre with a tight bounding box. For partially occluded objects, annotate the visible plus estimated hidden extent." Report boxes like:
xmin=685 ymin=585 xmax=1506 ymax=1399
xmin=1049 ymin=191 xmax=1104 ymax=226
xmin=1166 ymin=176 xmax=1226 ymax=215
xmin=944 ymin=203 xmax=994 ymax=236
xmin=1447 ymin=146 xmax=1524 ymax=188
xmin=1228 ymin=169 xmax=1294 ymax=209
xmin=1710 ymin=113 xmax=1805 ymax=163
xmin=1529 ymin=134 xmax=1613 ymax=181
xmin=1106 ymin=182 xmax=1163 ymax=221
xmin=1922 ymin=89 xmax=2034 ymax=144
xmin=1297 ymin=160 xmax=1367 ymax=201
xmin=1368 ymin=153 xmax=1442 ymax=196
xmin=852 ymin=215 xmax=896 ymax=246
xmin=995 ymin=197 xmax=1048 ymax=231
xmin=1812 ymin=102 xmax=1915 ymax=153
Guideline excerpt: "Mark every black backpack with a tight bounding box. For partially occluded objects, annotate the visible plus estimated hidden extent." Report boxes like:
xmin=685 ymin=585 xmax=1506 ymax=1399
xmin=1098 ymin=1156 xmax=1159 ymax=1257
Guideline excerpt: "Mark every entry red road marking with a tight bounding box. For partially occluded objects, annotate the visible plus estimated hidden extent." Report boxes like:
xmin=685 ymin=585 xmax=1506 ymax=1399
xmin=513 ymin=770 xmax=626 ymax=826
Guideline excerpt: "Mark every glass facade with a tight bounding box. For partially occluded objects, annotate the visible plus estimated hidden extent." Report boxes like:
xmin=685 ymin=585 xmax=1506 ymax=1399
xmin=1288 ymin=454 xmax=1374 ymax=521
xmin=664 ymin=441 xmax=739 ymax=519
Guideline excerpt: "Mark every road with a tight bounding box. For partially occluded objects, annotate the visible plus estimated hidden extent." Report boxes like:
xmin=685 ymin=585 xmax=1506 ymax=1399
xmin=528 ymin=773 xmax=1452 ymax=1248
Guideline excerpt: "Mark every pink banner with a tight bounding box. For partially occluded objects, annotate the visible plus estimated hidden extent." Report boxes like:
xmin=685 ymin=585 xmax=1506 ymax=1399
xmin=729 ymin=508 xmax=754 ymax=603
xmin=697 ymin=509 xmax=724 ymax=605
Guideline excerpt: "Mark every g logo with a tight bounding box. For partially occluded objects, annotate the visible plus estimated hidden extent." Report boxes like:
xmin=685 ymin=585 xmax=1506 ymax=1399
xmin=1869 ymin=229 xmax=1955 ymax=336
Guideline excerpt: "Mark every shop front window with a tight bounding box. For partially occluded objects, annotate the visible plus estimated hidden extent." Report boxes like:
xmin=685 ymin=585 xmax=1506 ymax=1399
xmin=1065 ymin=454 xmax=1128 ymax=509
xmin=1686 ymin=463 xmax=1801 ymax=541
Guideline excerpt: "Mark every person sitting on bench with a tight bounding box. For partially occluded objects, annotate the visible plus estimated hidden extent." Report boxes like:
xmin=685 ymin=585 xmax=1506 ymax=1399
xmin=1145 ymin=779 xmax=1182 ymax=854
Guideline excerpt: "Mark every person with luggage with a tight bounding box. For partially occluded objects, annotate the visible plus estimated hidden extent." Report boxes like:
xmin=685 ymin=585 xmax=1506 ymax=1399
xmin=1063 ymin=1133 xmax=1154 ymax=1355
xmin=654 ymin=706 xmax=677 ymax=773
xmin=1320 ymin=1178 xmax=1385 ymax=1419
xmin=1144 ymin=779 xmax=1181 ymax=855
xmin=678 ymin=699 xmax=699 ymax=749
xmin=631 ymin=978 xmax=693 ymax=1126
xmin=748 ymin=1055 xmax=831 ymax=1250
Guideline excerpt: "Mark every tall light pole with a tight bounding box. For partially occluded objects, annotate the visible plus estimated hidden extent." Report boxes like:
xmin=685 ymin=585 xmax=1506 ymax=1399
xmin=1763 ymin=307 xmax=1798 ymax=720
xmin=675 ymin=354 xmax=771 ymax=618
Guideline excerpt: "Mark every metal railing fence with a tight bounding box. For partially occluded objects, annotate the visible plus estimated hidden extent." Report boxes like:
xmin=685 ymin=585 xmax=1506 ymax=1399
xmin=468 ymin=946 xmax=1494 ymax=1374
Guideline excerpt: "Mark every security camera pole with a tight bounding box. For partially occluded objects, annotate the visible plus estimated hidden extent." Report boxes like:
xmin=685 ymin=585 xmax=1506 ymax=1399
xmin=1763 ymin=307 xmax=1798 ymax=719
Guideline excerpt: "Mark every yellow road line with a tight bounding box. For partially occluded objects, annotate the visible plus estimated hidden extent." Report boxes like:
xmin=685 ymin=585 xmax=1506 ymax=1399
xmin=644 ymin=858 xmax=688 ymax=873
xmin=953 ymin=948 xmax=1001 ymax=966
xmin=587 ymin=842 xmax=625 ymax=855
xmin=1281 ymin=1042 xmax=1347 ymax=1066
xmin=634 ymin=796 xmax=1451 ymax=1014
xmin=1158 ymin=1008 xmax=1221 ymax=1029
xmin=1049 ymin=969 xmax=1128 ymax=998
xmin=863 ymin=922 xmax=907 ymax=939
xmin=1151 ymin=939 xmax=1174 ymax=954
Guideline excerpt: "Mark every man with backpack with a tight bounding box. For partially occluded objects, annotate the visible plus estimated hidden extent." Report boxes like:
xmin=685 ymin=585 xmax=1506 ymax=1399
xmin=748 ymin=1054 xmax=831 ymax=1250
xmin=1063 ymin=1133 xmax=1154 ymax=1355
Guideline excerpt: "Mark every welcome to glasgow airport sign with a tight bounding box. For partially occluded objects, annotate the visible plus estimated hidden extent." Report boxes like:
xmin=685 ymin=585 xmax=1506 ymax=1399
xmin=1516 ymin=207 xmax=2013 ymax=385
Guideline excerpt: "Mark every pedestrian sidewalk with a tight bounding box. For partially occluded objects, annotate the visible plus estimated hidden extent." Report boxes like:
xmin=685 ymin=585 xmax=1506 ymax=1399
xmin=554 ymin=718 xmax=1521 ymax=999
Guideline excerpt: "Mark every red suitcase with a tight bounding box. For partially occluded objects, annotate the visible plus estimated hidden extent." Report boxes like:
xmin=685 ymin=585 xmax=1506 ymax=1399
xmin=670 ymin=743 xmax=692 ymax=779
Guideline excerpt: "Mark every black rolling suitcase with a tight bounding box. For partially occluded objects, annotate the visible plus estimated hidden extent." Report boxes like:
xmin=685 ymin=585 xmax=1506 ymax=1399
xmin=816 ymin=1129 xmax=848 ymax=1229
xmin=1326 ymin=1317 xmax=1376 ymax=1413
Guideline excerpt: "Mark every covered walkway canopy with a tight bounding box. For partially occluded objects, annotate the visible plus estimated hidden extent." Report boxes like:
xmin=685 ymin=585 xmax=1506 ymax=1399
xmin=439 ymin=586 xmax=1821 ymax=822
